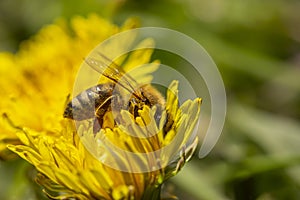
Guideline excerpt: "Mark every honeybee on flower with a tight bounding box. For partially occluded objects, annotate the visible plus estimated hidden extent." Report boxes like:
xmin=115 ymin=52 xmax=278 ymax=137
xmin=1 ymin=14 xmax=202 ymax=200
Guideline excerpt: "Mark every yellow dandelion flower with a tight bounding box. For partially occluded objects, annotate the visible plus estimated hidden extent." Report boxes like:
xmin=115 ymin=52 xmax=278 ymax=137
xmin=1 ymin=14 xmax=202 ymax=199
xmin=8 ymin=80 xmax=201 ymax=199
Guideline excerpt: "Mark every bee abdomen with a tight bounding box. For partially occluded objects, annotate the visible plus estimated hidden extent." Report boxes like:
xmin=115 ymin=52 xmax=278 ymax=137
xmin=63 ymin=83 xmax=114 ymax=120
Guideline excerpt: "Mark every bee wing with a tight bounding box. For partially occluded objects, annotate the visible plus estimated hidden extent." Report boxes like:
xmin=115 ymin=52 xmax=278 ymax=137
xmin=85 ymin=53 xmax=141 ymax=98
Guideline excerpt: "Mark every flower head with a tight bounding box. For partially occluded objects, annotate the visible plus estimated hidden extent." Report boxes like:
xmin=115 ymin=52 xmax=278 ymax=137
xmin=1 ymin=14 xmax=201 ymax=199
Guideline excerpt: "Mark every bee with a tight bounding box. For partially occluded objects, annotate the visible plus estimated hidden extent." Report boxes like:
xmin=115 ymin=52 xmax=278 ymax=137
xmin=63 ymin=54 xmax=172 ymax=133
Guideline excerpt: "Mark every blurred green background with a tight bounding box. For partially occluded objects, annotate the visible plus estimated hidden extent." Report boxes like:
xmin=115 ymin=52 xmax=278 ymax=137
xmin=1 ymin=0 xmax=300 ymax=199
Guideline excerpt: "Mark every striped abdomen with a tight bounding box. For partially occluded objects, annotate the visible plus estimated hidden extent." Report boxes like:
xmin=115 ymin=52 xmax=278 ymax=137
xmin=63 ymin=83 xmax=115 ymax=120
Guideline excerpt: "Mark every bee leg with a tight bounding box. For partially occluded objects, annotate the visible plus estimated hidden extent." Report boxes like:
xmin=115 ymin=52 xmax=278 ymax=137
xmin=93 ymin=96 xmax=114 ymax=134
xmin=95 ymin=95 xmax=114 ymax=116
xmin=134 ymin=105 xmax=139 ymax=118
xmin=128 ymin=98 xmax=140 ymax=118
